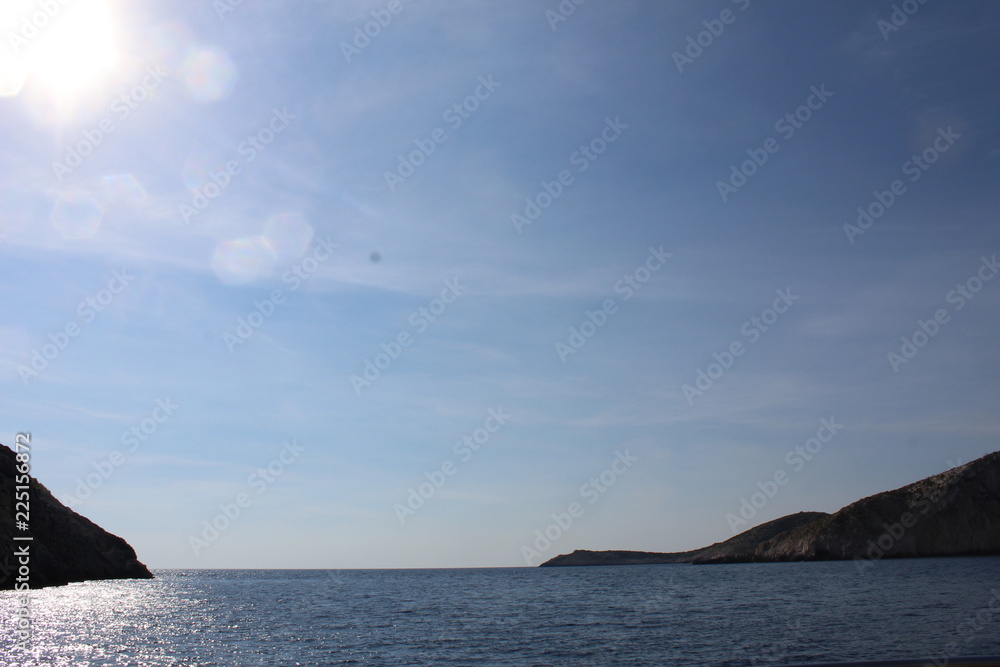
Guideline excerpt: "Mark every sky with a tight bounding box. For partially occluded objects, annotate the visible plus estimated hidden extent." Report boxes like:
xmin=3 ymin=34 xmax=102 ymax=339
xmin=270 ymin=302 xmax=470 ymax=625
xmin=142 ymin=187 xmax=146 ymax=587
xmin=1 ymin=0 xmax=999 ymax=570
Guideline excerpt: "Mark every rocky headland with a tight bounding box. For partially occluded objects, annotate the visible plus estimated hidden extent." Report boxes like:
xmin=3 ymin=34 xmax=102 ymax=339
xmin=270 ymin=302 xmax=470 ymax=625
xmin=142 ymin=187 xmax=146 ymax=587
xmin=540 ymin=450 xmax=1000 ymax=567
xmin=1 ymin=441 xmax=153 ymax=589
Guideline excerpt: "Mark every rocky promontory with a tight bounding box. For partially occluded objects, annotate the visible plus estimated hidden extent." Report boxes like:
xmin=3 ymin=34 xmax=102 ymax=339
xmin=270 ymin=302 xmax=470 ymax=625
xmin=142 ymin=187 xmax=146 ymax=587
xmin=540 ymin=511 xmax=827 ymax=567
xmin=1 ymin=441 xmax=153 ymax=589
xmin=540 ymin=450 xmax=1000 ymax=567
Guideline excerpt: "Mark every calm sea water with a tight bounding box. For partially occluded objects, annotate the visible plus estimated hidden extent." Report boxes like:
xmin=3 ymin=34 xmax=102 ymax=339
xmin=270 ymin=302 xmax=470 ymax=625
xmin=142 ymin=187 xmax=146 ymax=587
xmin=1 ymin=558 xmax=999 ymax=666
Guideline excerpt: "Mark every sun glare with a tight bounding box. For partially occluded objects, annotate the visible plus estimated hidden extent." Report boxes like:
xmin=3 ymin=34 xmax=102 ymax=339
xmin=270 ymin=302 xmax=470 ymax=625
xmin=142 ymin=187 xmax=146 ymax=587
xmin=3 ymin=0 xmax=119 ymax=99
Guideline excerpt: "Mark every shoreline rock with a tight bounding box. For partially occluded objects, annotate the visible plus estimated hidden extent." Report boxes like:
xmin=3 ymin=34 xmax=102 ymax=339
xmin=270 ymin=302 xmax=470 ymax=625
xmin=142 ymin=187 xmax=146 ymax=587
xmin=540 ymin=450 xmax=1000 ymax=567
xmin=1 ymin=442 xmax=153 ymax=589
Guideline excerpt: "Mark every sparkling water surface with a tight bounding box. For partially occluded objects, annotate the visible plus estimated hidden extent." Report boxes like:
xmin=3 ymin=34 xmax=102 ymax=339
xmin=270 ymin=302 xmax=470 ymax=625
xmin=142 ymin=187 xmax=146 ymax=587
xmin=2 ymin=557 xmax=999 ymax=666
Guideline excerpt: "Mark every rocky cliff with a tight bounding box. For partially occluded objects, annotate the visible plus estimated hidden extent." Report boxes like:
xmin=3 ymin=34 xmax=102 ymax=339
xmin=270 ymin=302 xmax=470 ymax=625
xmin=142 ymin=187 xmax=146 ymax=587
xmin=0 ymin=441 xmax=153 ymax=589
xmin=697 ymin=450 xmax=1000 ymax=564
xmin=540 ymin=512 xmax=827 ymax=566
xmin=540 ymin=450 xmax=1000 ymax=567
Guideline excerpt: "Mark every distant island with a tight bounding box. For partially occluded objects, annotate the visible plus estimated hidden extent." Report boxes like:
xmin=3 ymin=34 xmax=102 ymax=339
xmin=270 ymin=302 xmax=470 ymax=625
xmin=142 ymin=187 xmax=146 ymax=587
xmin=0 ymin=441 xmax=152 ymax=589
xmin=541 ymin=450 xmax=1000 ymax=567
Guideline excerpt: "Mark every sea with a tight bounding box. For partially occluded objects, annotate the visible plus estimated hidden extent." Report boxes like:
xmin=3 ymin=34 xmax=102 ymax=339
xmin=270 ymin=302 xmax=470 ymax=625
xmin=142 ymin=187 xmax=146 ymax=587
xmin=1 ymin=557 xmax=999 ymax=666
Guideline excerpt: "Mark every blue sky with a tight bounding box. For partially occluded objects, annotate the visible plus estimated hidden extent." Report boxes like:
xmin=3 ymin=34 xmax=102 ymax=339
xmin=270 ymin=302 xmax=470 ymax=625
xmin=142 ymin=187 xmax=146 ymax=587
xmin=1 ymin=0 xmax=999 ymax=569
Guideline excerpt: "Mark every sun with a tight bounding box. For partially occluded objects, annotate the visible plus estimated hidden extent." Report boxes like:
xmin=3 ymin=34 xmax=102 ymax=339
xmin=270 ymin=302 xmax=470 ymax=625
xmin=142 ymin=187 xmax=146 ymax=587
xmin=2 ymin=0 xmax=119 ymax=99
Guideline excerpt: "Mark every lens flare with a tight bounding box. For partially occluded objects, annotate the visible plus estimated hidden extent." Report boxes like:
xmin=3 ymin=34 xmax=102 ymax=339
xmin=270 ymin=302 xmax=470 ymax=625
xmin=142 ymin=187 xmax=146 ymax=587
xmin=211 ymin=236 xmax=277 ymax=285
xmin=100 ymin=174 xmax=148 ymax=208
xmin=182 ymin=47 xmax=237 ymax=103
xmin=51 ymin=191 xmax=103 ymax=239
xmin=263 ymin=212 xmax=314 ymax=262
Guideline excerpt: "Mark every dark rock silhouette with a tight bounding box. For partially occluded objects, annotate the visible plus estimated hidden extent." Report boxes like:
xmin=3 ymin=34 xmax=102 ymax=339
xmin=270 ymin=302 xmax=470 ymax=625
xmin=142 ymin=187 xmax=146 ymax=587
xmin=1 ymin=442 xmax=153 ymax=589
xmin=540 ymin=450 xmax=1000 ymax=567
